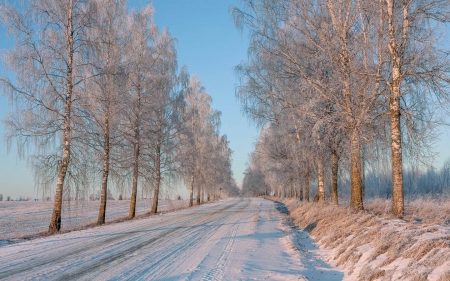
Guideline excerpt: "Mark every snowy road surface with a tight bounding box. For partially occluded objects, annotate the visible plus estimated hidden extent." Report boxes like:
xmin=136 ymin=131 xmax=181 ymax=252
xmin=0 ymin=197 xmax=343 ymax=280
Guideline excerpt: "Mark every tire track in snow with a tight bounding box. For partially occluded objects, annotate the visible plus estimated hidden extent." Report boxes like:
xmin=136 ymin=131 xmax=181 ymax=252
xmin=126 ymin=199 xmax=250 ymax=280
xmin=0 ymin=199 xmax=242 ymax=280
xmin=0 ymin=214 xmax=196 ymax=279
xmin=54 ymin=199 xmax=245 ymax=280
xmin=201 ymin=222 xmax=239 ymax=281
xmin=0 ymin=198 xmax=332 ymax=281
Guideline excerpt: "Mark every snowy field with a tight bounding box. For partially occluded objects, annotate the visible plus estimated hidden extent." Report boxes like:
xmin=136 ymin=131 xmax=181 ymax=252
xmin=0 ymin=199 xmax=187 ymax=243
xmin=0 ymin=197 xmax=343 ymax=280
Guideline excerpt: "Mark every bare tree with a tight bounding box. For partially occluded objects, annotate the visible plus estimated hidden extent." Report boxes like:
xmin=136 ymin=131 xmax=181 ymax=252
xmin=179 ymin=75 xmax=216 ymax=206
xmin=233 ymin=0 xmax=390 ymax=210
xmin=1 ymin=0 xmax=95 ymax=232
xmin=378 ymin=0 xmax=450 ymax=217
xmin=121 ymin=6 xmax=159 ymax=218
xmin=139 ymin=30 xmax=181 ymax=214
xmin=81 ymin=0 xmax=127 ymax=225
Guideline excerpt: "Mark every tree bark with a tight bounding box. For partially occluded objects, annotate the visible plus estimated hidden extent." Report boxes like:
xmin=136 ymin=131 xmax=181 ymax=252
xmin=386 ymin=0 xmax=406 ymax=217
xmin=331 ymin=149 xmax=339 ymax=205
xmin=293 ymin=183 xmax=297 ymax=199
xmin=299 ymin=178 xmax=303 ymax=201
xmin=350 ymin=127 xmax=364 ymax=210
xmin=390 ymin=97 xmax=404 ymax=217
xmin=189 ymin=174 xmax=194 ymax=207
xmin=196 ymin=183 xmax=201 ymax=205
xmin=304 ymin=165 xmax=310 ymax=202
xmin=97 ymin=117 xmax=110 ymax=224
xmin=361 ymin=146 xmax=366 ymax=201
xmin=129 ymin=86 xmax=141 ymax=218
xmin=316 ymin=160 xmax=325 ymax=203
xmin=151 ymin=145 xmax=161 ymax=214
xmin=49 ymin=1 xmax=74 ymax=233
xmin=200 ymin=183 xmax=204 ymax=204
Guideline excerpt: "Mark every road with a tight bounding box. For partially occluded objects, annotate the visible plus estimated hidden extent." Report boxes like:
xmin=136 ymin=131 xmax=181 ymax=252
xmin=0 ymin=197 xmax=343 ymax=280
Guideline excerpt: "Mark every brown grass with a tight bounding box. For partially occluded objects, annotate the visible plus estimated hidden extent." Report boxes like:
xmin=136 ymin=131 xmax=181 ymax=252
xmin=365 ymin=196 xmax=450 ymax=226
xmin=437 ymin=272 xmax=450 ymax=281
xmin=363 ymin=268 xmax=386 ymax=281
xmin=280 ymin=197 xmax=450 ymax=281
xmin=404 ymin=238 xmax=449 ymax=260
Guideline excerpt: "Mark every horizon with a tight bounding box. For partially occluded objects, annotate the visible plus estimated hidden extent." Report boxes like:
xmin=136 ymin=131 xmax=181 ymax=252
xmin=0 ymin=0 xmax=449 ymax=200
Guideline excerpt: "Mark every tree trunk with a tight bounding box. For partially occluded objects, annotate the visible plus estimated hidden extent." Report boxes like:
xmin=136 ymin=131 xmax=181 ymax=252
xmin=299 ymin=179 xmax=303 ymax=201
xmin=97 ymin=119 xmax=110 ymax=224
xmin=361 ymin=145 xmax=366 ymax=200
xmin=390 ymin=97 xmax=404 ymax=217
xmin=350 ymin=127 xmax=364 ymax=210
xmin=49 ymin=133 xmax=70 ymax=232
xmin=189 ymin=174 xmax=194 ymax=207
xmin=196 ymin=183 xmax=201 ymax=205
xmin=304 ymin=166 xmax=310 ymax=202
xmin=151 ymin=145 xmax=161 ymax=214
xmin=386 ymin=0 xmax=405 ymax=217
xmin=200 ymin=184 xmax=204 ymax=204
xmin=331 ymin=149 xmax=339 ymax=205
xmin=129 ymin=73 xmax=142 ymax=218
xmin=316 ymin=160 xmax=325 ymax=203
xmin=49 ymin=1 xmax=74 ymax=233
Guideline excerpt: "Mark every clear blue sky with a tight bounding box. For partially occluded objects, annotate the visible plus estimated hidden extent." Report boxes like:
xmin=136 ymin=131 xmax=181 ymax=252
xmin=0 ymin=1 xmax=449 ymax=199
xmin=0 ymin=0 xmax=260 ymax=199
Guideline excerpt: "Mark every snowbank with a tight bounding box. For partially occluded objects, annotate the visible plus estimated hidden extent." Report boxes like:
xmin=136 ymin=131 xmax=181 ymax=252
xmin=282 ymin=199 xmax=450 ymax=281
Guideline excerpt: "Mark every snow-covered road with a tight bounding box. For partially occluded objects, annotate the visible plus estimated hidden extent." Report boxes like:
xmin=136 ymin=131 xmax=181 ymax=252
xmin=0 ymin=197 xmax=343 ymax=280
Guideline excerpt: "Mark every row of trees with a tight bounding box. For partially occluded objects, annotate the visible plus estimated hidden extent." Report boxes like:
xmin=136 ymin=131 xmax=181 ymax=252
xmin=234 ymin=0 xmax=450 ymax=216
xmin=0 ymin=0 xmax=238 ymax=233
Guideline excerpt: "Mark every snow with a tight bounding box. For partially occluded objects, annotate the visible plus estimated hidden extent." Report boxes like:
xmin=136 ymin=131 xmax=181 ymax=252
xmin=0 ymin=199 xmax=187 ymax=243
xmin=0 ymin=197 xmax=343 ymax=280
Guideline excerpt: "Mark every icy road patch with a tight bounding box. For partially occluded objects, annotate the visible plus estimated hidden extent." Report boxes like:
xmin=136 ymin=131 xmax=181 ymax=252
xmin=0 ymin=198 xmax=343 ymax=280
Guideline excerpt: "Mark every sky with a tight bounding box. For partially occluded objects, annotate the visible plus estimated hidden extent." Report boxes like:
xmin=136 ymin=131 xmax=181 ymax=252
xmin=0 ymin=0 xmax=260 ymax=199
xmin=0 ymin=0 xmax=449 ymax=199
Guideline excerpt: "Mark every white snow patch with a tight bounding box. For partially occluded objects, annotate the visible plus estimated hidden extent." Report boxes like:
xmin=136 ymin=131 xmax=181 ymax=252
xmin=0 ymin=198 xmax=343 ymax=280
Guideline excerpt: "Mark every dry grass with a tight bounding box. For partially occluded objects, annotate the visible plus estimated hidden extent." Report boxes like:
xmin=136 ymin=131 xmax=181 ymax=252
xmin=365 ymin=196 xmax=450 ymax=226
xmin=437 ymin=272 xmax=450 ymax=281
xmin=281 ymin=198 xmax=450 ymax=281
xmin=359 ymin=267 xmax=386 ymax=281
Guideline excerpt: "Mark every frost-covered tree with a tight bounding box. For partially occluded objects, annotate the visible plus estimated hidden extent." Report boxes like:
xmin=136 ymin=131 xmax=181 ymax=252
xmin=178 ymin=73 xmax=236 ymax=205
xmin=179 ymin=75 xmax=212 ymax=206
xmin=81 ymin=0 xmax=128 ymax=225
xmin=1 ymin=0 xmax=96 ymax=232
xmin=139 ymin=30 xmax=183 ymax=214
xmin=377 ymin=0 xmax=450 ymax=217
xmin=233 ymin=0 xmax=450 ymax=212
xmin=120 ymin=6 xmax=159 ymax=218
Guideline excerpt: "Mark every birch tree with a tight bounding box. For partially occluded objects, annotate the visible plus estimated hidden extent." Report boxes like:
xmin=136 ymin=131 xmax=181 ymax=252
xmin=122 ymin=6 xmax=158 ymax=218
xmin=140 ymin=29 xmax=182 ymax=214
xmin=180 ymin=75 xmax=214 ymax=206
xmin=81 ymin=0 xmax=127 ymax=224
xmin=378 ymin=0 xmax=450 ymax=217
xmin=1 ymin=0 xmax=94 ymax=232
xmin=233 ymin=0 xmax=384 ymax=209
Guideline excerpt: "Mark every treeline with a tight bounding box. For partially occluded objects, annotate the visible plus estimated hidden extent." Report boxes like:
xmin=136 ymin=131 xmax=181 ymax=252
xmin=365 ymin=159 xmax=450 ymax=199
xmin=0 ymin=0 xmax=238 ymax=233
xmin=233 ymin=0 xmax=450 ymax=213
